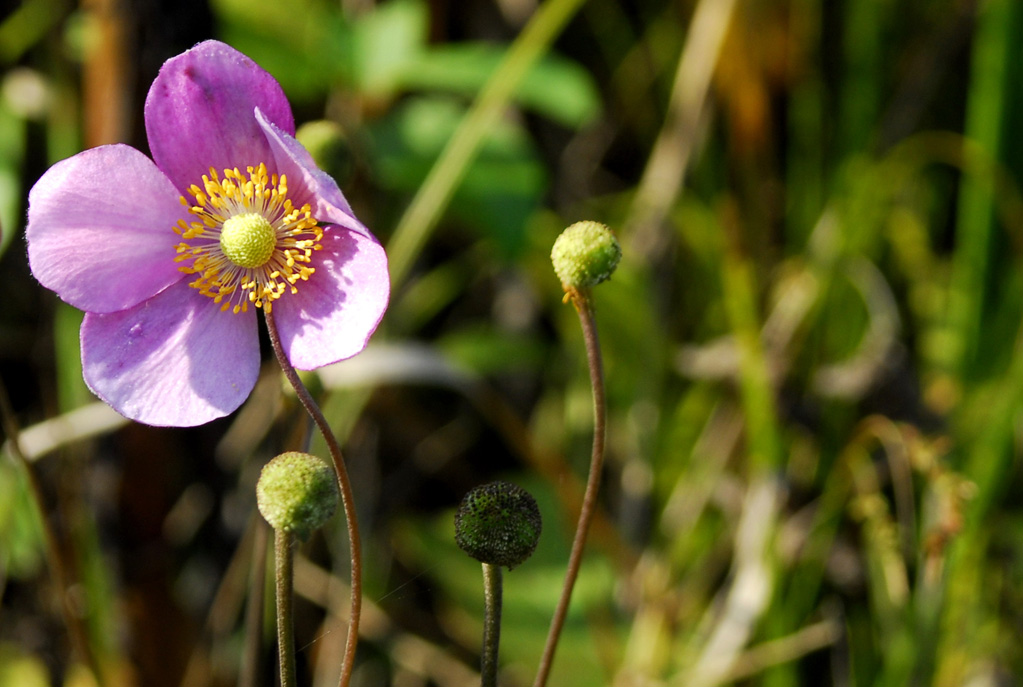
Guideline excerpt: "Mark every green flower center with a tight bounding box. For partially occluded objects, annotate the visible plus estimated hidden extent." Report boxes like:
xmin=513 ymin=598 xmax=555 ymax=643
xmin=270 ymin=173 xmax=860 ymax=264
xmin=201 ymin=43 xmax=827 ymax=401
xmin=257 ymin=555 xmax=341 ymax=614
xmin=173 ymin=164 xmax=324 ymax=314
xmin=219 ymin=212 xmax=277 ymax=268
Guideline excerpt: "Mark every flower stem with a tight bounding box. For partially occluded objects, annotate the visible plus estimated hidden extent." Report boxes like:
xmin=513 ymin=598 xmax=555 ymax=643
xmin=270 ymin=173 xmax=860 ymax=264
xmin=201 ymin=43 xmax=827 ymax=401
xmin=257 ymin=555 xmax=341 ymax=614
xmin=264 ymin=309 xmax=362 ymax=687
xmin=533 ymin=289 xmax=607 ymax=687
xmin=0 ymin=380 xmax=104 ymax=685
xmin=275 ymin=528 xmax=297 ymax=687
xmin=481 ymin=563 xmax=503 ymax=687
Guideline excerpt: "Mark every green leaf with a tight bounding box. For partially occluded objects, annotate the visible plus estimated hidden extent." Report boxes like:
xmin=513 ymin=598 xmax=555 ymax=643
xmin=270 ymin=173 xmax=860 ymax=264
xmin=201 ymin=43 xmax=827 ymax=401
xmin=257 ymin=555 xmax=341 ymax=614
xmin=401 ymin=43 xmax=601 ymax=128
xmin=0 ymin=460 xmax=44 ymax=580
xmin=211 ymin=0 xmax=352 ymax=99
xmin=352 ymin=0 xmax=428 ymax=96
xmin=0 ymin=103 xmax=25 ymax=257
xmin=369 ymin=96 xmax=546 ymax=255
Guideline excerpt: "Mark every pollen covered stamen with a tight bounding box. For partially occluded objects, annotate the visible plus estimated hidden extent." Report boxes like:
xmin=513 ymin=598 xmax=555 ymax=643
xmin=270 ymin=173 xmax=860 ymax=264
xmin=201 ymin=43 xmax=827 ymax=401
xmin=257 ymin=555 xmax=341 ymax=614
xmin=174 ymin=163 xmax=324 ymax=314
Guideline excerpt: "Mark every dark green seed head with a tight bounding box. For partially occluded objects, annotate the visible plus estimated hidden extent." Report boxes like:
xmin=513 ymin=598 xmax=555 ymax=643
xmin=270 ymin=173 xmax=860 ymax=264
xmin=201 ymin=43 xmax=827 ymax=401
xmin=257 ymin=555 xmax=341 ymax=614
xmin=256 ymin=452 xmax=338 ymax=540
xmin=551 ymin=221 xmax=621 ymax=290
xmin=455 ymin=481 xmax=542 ymax=569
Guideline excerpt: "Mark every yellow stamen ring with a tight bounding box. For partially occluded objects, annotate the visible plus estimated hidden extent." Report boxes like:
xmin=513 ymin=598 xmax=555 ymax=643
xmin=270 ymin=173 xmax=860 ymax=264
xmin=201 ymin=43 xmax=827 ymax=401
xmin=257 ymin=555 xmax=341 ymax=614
xmin=173 ymin=163 xmax=324 ymax=314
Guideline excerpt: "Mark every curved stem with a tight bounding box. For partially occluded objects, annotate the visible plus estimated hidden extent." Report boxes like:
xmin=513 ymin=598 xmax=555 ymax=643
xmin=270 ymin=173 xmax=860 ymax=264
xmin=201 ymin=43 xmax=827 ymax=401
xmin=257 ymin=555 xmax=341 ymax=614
xmin=275 ymin=528 xmax=297 ymax=687
xmin=264 ymin=309 xmax=362 ymax=687
xmin=533 ymin=290 xmax=607 ymax=687
xmin=481 ymin=563 xmax=504 ymax=687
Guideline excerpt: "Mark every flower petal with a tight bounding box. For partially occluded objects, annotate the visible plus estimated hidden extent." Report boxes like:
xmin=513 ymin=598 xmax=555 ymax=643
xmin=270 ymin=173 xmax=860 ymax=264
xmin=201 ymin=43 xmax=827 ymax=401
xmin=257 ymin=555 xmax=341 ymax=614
xmin=274 ymin=227 xmax=389 ymax=370
xmin=27 ymin=144 xmax=188 ymax=313
xmin=81 ymin=280 xmax=260 ymax=427
xmin=144 ymin=40 xmax=295 ymax=192
xmin=255 ymin=109 xmax=371 ymax=237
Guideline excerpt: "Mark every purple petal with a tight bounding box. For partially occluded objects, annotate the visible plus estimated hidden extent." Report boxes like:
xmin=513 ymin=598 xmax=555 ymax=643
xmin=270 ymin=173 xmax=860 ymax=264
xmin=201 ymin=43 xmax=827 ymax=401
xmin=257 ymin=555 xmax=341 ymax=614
xmin=27 ymin=144 xmax=188 ymax=313
xmin=81 ymin=280 xmax=260 ymax=427
xmin=144 ymin=40 xmax=295 ymax=193
xmin=273 ymin=227 xmax=389 ymax=370
xmin=255 ymin=109 xmax=371 ymax=237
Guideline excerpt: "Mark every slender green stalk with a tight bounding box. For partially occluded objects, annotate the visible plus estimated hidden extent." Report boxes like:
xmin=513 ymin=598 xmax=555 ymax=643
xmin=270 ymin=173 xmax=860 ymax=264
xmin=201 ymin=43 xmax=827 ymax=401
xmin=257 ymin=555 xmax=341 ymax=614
xmin=274 ymin=528 xmax=297 ymax=687
xmin=719 ymin=211 xmax=782 ymax=470
xmin=626 ymin=0 xmax=738 ymax=256
xmin=264 ymin=309 xmax=362 ymax=687
xmin=386 ymin=0 xmax=587 ymax=288
xmin=534 ymin=289 xmax=606 ymax=687
xmin=946 ymin=0 xmax=1012 ymax=378
xmin=934 ymin=327 xmax=1023 ymax=685
xmin=0 ymin=380 xmax=104 ymax=685
xmin=932 ymin=6 xmax=1017 ymax=682
xmin=481 ymin=563 xmax=503 ymax=687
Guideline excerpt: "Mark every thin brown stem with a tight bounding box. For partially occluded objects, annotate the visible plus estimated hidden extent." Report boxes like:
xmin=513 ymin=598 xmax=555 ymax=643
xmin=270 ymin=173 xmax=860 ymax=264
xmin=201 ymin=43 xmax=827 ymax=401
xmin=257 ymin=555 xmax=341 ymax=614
xmin=0 ymin=379 xmax=104 ymax=684
xmin=264 ymin=309 xmax=362 ymax=687
xmin=481 ymin=563 xmax=503 ymax=687
xmin=274 ymin=528 xmax=297 ymax=687
xmin=533 ymin=289 xmax=607 ymax=687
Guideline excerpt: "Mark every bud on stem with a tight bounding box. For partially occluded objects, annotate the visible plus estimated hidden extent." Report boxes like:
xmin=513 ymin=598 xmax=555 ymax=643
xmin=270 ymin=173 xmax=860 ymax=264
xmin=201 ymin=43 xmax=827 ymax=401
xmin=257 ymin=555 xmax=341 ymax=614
xmin=256 ymin=451 xmax=339 ymax=541
xmin=551 ymin=221 xmax=621 ymax=294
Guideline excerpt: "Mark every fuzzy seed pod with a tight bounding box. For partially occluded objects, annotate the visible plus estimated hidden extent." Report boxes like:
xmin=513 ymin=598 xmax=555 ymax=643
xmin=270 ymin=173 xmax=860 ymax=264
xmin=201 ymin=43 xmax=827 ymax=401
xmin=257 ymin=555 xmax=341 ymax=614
xmin=551 ymin=221 xmax=621 ymax=290
xmin=455 ymin=481 xmax=542 ymax=569
xmin=256 ymin=452 xmax=338 ymax=540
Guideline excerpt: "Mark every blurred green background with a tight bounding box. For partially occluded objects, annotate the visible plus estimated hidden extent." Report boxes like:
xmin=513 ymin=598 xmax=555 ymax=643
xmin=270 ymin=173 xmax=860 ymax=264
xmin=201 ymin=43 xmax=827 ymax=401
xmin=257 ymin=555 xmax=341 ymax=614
xmin=3 ymin=0 xmax=1023 ymax=685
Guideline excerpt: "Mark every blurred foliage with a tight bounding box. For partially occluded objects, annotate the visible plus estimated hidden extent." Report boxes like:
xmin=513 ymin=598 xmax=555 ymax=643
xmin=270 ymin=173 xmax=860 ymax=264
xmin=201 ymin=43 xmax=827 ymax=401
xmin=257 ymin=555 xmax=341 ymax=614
xmin=0 ymin=644 xmax=49 ymax=687
xmin=0 ymin=460 xmax=44 ymax=580
xmin=4 ymin=0 xmax=1023 ymax=686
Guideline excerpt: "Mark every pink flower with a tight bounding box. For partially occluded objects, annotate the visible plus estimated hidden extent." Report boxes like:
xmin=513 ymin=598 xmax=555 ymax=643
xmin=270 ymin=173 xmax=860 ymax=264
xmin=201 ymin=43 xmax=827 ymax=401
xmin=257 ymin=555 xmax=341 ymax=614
xmin=26 ymin=41 xmax=389 ymax=427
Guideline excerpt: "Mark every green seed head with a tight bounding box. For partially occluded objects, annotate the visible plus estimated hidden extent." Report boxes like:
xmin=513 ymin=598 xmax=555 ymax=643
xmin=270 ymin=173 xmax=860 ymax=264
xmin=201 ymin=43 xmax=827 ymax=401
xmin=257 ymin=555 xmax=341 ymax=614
xmin=550 ymin=221 xmax=621 ymax=290
xmin=256 ymin=452 xmax=339 ymax=540
xmin=220 ymin=212 xmax=277 ymax=268
xmin=455 ymin=481 xmax=542 ymax=569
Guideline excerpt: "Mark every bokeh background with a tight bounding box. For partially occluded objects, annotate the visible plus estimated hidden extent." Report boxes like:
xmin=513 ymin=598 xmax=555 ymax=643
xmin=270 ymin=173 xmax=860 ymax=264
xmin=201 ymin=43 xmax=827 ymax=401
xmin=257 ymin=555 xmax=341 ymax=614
xmin=3 ymin=0 xmax=1023 ymax=685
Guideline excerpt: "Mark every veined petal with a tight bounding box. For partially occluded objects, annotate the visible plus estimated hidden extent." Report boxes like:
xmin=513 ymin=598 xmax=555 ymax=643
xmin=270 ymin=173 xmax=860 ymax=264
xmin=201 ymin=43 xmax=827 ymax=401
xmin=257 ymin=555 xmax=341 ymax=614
xmin=145 ymin=40 xmax=295 ymax=193
xmin=81 ymin=280 xmax=260 ymax=427
xmin=255 ymin=109 xmax=371 ymax=237
xmin=27 ymin=144 xmax=188 ymax=313
xmin=274 ymin=227 xmax=389 ymax=370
